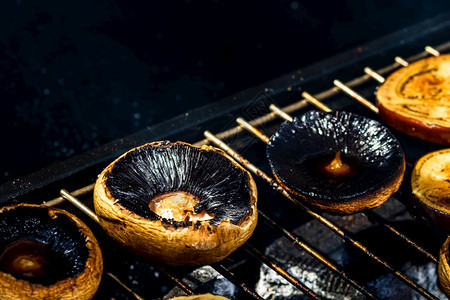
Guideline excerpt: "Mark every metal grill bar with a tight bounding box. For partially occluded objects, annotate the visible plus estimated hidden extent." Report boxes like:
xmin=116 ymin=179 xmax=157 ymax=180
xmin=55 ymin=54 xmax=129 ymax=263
xmin=364 ymin=67 xmax=385 ymax=83
xmin=211 ymin=264 xmax=264 ymax=300
xmin=156 ymin=266 xmax=195 ymax=296
xmin=258 ymin=210 xmax=379 ymax=299
xmin=204 ymin=131 xmax=438 ymax=300
xmin=301 ymin=92 xmax=333 ymax=113
xmin=425 ymin=45 xmax=440 ymax=56
xmin=364 ymin=210 xmax=439 ymax=264
xmin=395 ymin=56 xmax=409 ymax=67
xmin=106 ymin=272 xmax=145 ymax=300
xmin=333 ymin=80 xmax=379 ymax=113
xmin=245 ymin=243 xmax=322 ymax=299
xmin=45 ymin=183 xmax=95 ymax=206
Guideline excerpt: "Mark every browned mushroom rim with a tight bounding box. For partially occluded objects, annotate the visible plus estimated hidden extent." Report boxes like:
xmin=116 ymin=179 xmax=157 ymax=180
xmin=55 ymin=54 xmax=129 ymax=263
xmin=411 ymin=148 xmax=450 ymax=214
xmin=267 ymin=111 xmax=405 ymax=202
xmin=0 ymin=205 xmax=89 ymax=285
xmin=104 ymin=141 xmax=253 ymax=226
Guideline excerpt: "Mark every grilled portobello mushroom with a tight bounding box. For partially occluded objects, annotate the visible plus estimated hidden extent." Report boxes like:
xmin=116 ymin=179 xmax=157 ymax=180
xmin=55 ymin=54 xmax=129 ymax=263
xmin=267 ymin=110 xmax=405 ymax=214
xmin=94 ymin=141 xmax=257 ymax=266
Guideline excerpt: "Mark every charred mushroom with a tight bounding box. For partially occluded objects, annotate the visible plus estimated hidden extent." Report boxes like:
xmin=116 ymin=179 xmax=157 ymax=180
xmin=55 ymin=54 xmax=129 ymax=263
xmin=0 ymin=204 xmax=102 ymax=300
xmin=439 ymin=236 xmax=450 ymax=297
xmin=93 ymin=141 xmax=257 ymax=266
xmin=267 ymin=110 xmax=405 ymax=214
xmin=376 ymin=54 xmax=450 ymax=145
xmin=411 ymin=148 xmax=450 ymax=233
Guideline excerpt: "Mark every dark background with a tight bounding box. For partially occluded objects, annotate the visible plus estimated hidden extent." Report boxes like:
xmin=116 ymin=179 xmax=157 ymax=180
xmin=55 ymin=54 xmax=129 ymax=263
xmin=2 ymin=0 xmax=450 ymax=184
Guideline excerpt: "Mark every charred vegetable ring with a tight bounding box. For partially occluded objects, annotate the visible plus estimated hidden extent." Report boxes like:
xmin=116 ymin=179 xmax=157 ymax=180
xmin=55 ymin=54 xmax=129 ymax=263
xmin=377 ymin=54 xmax=450 ymax=145
xmin=267 ymin=111 xmax=405 ymax=214
xmin=0 ymin=204 xmax=102 ymax=300
xmin=439 ymin=236 xmax=450 ymax=297
xmin=94 ymin=141 xmax=257 ymax=266
xmin=411 ymin=148 xmax=450 ymax=232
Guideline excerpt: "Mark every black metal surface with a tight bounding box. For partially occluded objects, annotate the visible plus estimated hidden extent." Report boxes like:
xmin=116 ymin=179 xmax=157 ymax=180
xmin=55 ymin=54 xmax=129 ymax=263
xmin=1 ymin=11 xmax=450 ymax=300
xmin=2 ymin=12 xmax=450 ymax=203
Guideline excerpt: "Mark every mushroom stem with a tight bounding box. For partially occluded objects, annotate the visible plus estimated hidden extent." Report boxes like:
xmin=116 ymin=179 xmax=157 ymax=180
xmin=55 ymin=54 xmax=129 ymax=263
xmin=323 ymin=151 xmax=354 ymax=177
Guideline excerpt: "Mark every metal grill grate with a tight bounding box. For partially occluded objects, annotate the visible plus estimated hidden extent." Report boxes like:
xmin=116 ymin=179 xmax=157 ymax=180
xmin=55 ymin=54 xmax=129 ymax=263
xmin=2 ymin=15 xmax=450 ymax=299
xmin=41 ymin=42 xmax=448 ymax=299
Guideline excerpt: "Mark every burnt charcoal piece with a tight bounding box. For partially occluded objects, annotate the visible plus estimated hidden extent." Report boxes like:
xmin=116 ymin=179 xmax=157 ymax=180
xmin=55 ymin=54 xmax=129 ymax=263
xmin=0 ymin=204 xmax=102 ymax=300
xmin=411 ymin=148 xmax=450 ymax=233
xmin=376 ymin=54 xmax=450 ymax=145
xmin=267 ymin=110 xmax=405 ymax=214
xmin=94 ymin=141 xmax=258 ymax=266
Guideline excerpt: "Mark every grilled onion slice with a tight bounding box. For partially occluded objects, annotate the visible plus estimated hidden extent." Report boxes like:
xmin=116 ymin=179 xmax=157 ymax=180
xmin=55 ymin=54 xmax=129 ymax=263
xmin=0 ymin=204 xmax=102 ymax=300
xmin=376 ymin=54 xmax=450 ymax=145
xmin=93 ymin=141 xmax=257 ymax=266
xmin=267 ymin=110 xmax=405 ymax=214
xmin=411 ymin=148 xmax=450 ymax=233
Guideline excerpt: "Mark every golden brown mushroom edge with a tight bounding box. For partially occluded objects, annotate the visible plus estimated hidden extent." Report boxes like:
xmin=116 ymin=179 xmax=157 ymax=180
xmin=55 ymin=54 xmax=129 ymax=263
xmin=93 ymin=141 xmax=258 ymax=266
xmin=0 ymin=204 xmax=103 ymax=300
xmin=411 ymin=148 xmax=450 ymax=233
xmin=439 ymin=236 xmax=450 ymax=297
xmin=376 ymin=54 xmax=450 ymax=145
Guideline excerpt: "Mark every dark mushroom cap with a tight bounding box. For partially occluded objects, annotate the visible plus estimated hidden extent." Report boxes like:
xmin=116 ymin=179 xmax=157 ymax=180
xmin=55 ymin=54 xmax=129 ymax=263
xmin=0 ymin=206 xmax=88 ymax=285
xmin=267 ymin=111 xmax=405 ymax=213
xmin=105 ymin=141 xmax=251 ymax=226
xmin=94 ymin=141 xmax=257 ymax=265
xmin=376 ymin=54 xmax=450 ymax=145
xmin=411 ymin=148 xmax=450 ymax=232
xmin=0 ymin=204 xmax=102 ymax=300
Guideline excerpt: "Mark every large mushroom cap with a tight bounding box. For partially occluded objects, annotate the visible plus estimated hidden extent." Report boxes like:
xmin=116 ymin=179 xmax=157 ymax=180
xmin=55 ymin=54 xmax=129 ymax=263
xmin=376 ymin=54 xmax=450 ymax=145
xmin=0 ymin=204 xmax=102 ymax=300
xmin=411 ymin=148 xmax=450 ymax=232
xmin=94 ymin=141 xmax=257 ymax=266
xmin=267 ymin=110 xmax=405 ymax=214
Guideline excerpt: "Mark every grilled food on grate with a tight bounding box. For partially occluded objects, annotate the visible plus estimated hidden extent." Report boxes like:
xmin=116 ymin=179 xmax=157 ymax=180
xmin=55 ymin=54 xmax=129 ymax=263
xmin=0 ymin=204 xmax=103 ymax=300
xmin=376 ymin=54 xmax=450 ymax=145
xmin=411 ymin=148 xmax=450 ymax=233
xmin=93 ymin=141 xmax=257 ymax=266
xmin=267 ymin=110 xmax=405 ymax=214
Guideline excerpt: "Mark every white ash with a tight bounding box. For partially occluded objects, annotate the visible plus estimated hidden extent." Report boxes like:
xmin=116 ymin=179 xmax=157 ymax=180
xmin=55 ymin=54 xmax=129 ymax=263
xmin=164 ymin=265 xmax=237 ymax=299
xmin=256 ymin=261 xmax=362 ymax=300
